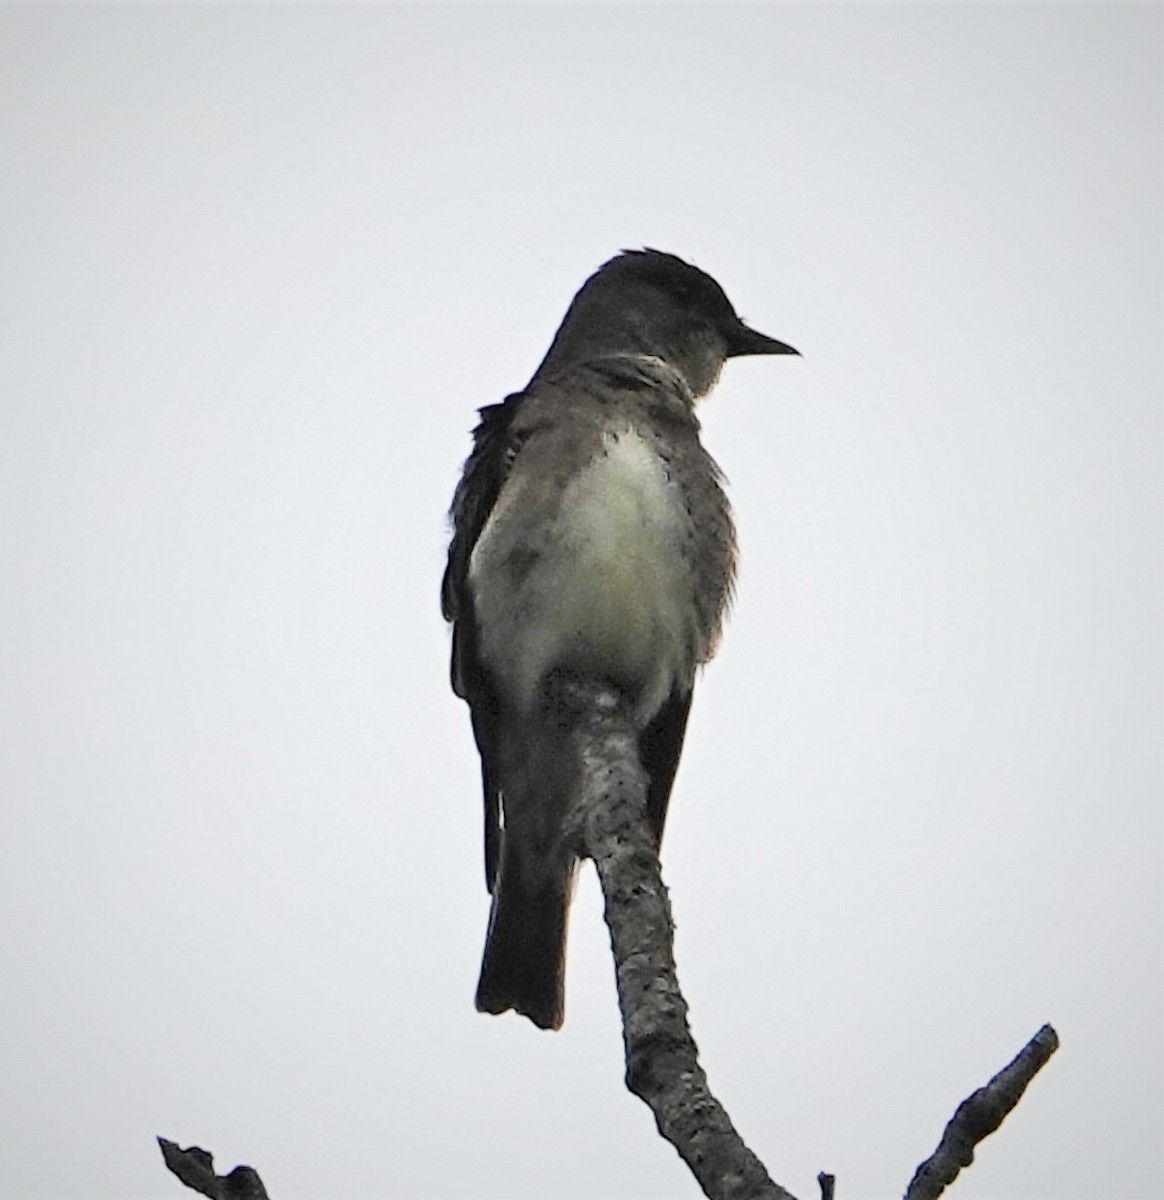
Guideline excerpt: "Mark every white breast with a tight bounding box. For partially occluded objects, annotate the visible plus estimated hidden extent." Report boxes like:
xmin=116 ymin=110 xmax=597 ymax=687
xmin=470 ymin=428 xmax=697 ymax=721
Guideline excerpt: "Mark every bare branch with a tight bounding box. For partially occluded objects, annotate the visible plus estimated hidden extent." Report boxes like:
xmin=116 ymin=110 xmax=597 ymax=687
xmin=156 ymin=695 xmax=1059 ymax=1200
xmin=157 ymin=1137 xmax=270 ymax=1200
xmin=565 ymin=683 xmax=798 ymax=1200
xmin=903 ymin=1024 xmax=1060 ymax=1200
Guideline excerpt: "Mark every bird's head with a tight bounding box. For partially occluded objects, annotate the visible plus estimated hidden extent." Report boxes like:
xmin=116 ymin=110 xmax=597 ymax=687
xmin=532 ymin=249 xmax=798 ymax=399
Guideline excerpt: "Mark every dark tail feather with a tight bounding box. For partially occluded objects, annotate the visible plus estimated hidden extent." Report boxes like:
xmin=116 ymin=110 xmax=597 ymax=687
xmin=476 ymin=859 xmax=573 ymax=1031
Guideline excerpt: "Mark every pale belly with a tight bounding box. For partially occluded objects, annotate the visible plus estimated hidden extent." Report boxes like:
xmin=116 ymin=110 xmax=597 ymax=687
xmin=469 ymin=429 xmax=697 ymax=720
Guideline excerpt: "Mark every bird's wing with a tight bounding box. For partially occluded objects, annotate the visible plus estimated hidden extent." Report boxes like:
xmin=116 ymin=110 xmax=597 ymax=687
xmin=443 ymin=384 xmax=602 ymax=889
xmin=443 ymin=380 xmax=613 ymax=889
xmin=442 ymin=397 xmax=522 ymax=632
xmin=443 ymin=395 xmax=526 ymax=890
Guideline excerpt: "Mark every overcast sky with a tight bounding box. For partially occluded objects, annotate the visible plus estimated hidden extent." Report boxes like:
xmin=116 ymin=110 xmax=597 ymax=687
xmin=2 ymin=4 xmax=1161 ymax=1199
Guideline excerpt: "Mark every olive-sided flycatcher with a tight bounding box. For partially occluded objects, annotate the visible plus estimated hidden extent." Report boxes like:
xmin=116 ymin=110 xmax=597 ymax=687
xmin=442 ymin=249 xmax=797 ymax=1029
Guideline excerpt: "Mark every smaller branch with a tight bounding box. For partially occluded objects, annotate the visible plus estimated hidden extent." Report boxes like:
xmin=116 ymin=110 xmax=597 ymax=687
xmin=817 ymin=1171 xmax=836 ymax=1200
xmin=903 ymin=1024 xmax=1059 ymax=1200
xmin=157 ymin=1137 xmax=270 ymax=1200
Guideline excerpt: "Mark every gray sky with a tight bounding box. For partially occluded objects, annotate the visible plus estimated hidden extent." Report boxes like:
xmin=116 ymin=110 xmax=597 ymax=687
xmin=1 ymin=4 xmax=1160 ymax=1199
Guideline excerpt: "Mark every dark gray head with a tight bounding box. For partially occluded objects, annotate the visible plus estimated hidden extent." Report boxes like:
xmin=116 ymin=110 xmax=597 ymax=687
xmin=530 ymin=248 xmax=798 ymax=398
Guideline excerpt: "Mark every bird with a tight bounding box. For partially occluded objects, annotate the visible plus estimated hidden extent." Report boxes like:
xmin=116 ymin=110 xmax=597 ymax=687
xmin=442 ymin=249 xmax=798 ymax=1030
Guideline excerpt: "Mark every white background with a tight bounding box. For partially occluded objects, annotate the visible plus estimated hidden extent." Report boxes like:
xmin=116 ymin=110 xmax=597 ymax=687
xmin=2 ymin=5 xmax=1160 ymax=1199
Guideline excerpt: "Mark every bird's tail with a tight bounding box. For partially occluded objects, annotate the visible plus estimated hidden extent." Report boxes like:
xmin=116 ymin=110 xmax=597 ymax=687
xmin=476 ymin=679 xmax=591 ymax=1030
xmin=475 ymin=847 xmax=576 ymax=1031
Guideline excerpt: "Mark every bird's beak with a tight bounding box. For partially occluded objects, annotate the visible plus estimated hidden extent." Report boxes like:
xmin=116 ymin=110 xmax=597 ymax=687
xmin=728 ymin=323 xmax=800 ymax=358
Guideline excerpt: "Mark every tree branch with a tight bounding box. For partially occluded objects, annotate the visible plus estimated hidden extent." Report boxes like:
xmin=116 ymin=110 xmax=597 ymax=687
xmin=157 ymin=1137 xmax=270 ymax=1200
xmin=903 ymin=1023 xmax=1060 ymax=1200
xmin=565 ymin=683 xmax=797 ymax=1200
xmin=157 ymin=689 xmax=1059 ymax=1200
